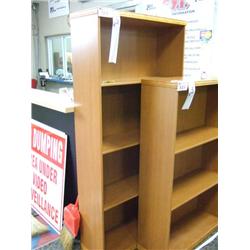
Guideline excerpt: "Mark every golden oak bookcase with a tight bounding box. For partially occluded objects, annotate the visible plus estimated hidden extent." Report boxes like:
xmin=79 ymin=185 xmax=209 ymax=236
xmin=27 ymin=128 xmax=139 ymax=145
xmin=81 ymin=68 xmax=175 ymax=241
xmin=70 ymin=8 xmax=216 ymax=250
xmin=139 ymin=78 xmax=218 ymax=250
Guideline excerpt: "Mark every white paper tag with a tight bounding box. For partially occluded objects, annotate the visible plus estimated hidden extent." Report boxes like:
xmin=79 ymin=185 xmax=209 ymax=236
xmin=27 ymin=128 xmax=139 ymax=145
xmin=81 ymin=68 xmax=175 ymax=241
xmin=182 ymin=81 xmax=196 ymax=110
xmin=98 ymin=8 xmax=121 ymax=64
xmin=109 ymin=14 xmax=121 ymax=64
xmin=98 ymin=7 xmax=115 ymax=18
xmin=177 ymin=81 xmax=188 ymax=91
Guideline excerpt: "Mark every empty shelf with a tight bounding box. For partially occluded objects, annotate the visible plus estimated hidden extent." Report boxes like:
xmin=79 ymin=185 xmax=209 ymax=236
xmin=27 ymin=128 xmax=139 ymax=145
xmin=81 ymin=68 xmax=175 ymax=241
xmin=105 ymin=220 xmax=137 ymax=250
xmin=172 ymin=170 xmax=218 ymax=211
xmin=169 ymin=211 xmax=217 ymax=250
xmin=104 ymin=175 xmax=138 ymax=211
xmin=103 ymin=130 xmax=139 ymax=154
xmin=175 ymin=126 xmax=218 ymax=154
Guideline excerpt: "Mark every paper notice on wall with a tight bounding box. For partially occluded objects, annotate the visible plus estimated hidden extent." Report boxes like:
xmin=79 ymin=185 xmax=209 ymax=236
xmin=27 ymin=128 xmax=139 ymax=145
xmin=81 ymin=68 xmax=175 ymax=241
xmin=31 ymin=120 xmax=67 ymax=233
xmin=48 ymin=0 xmax=69 ymax=19
xmin=135 ymin=0 xmax=217 ymax=80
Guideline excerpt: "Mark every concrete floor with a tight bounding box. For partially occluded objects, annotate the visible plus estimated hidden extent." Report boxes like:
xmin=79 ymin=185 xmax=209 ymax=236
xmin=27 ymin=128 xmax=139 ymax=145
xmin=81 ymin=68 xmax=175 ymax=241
xmin=38 ymin=234 xmax=218 ymax=250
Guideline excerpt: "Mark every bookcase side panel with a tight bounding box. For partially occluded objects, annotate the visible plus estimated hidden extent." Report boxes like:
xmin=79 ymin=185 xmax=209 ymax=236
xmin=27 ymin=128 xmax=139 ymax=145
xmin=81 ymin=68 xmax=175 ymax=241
xmin=138 ymin=85 xmax=178 ymax=249
xmin=71 ymin=14 xmax=104 ymax=250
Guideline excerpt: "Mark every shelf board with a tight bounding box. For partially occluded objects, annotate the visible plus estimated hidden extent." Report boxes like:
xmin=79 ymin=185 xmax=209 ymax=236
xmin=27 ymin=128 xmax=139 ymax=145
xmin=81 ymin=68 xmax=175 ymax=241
xmin=175 ymin=126 xmax=218 ymax=154
xmin=103 ymin=130 xmax=139 ymax=154
xmin=142 ymin=77 xmax=218 ymax=89
xmin=172 ymin=170 xmax=218 ymax=211
xmin=104 ymin=175 xmax=138 ymax=211
xmin=101 ymin=78 xmax=218 ymax=88
xmin=102 ymin=79 xmax=141 ymax=87
xmin=105 ymin=219 xmax=137 ymax=250
xmin=169 ymin=211 xmax=217 ymax=250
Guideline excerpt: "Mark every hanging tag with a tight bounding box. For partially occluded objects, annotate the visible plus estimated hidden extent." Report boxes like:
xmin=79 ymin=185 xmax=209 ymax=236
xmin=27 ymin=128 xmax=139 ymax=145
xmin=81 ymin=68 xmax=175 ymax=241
xmin=177 ymin=80 xmax=188 ymax=91
xmin=108 ymin=13 xmax=120 ymax=63
xmin=98 ymin=8 xmax=121 ymax=63
xmin=98 ymin=7 xmax=115 ymax=18
xmin=182 ymin=81 xmax=196 ymax=110
xmin=170 ymin=79 xmax=188 ymax=91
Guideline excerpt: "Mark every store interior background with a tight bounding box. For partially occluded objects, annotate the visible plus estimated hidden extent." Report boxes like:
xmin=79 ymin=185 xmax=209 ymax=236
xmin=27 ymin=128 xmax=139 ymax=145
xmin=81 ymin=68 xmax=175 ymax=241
xmin=32 ymin=0 xmax=139 ymax=83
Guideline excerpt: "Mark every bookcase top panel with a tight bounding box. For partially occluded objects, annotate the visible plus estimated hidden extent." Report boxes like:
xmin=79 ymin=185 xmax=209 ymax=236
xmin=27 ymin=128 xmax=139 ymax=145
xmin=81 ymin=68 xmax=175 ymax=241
xmin=141 ymin=77 xmax=218 ymax=89
xmin=70 ymin=8 xmax=186 ymax=27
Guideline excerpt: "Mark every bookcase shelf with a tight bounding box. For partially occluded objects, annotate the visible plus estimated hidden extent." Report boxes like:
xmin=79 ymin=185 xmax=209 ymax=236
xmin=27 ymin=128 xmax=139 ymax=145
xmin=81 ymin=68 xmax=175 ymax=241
xmin=172 ymin=170 xmax=218 ymax=211
xmin=102 ymin=79 xmax=141 ymax=87
xmin=103 ymin=130 xmax=139 ymax=155
xmin=169 ymin=211 xmax=217 ymax=250
xmin=104 ymin=175 xmax=138 ymax=211
xmin=105 ymin=219 xmax=137 ymax=250
xmin=175 ymin=126 xmax=218 ymax=154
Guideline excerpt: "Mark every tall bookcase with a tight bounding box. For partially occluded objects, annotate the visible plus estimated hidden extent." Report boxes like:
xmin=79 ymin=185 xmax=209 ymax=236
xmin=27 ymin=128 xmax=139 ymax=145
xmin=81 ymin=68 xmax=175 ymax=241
xmin=70 ymin=9 xmax=186 ymax=250
xmin=138 ymin=78 xmax=218 ymax=250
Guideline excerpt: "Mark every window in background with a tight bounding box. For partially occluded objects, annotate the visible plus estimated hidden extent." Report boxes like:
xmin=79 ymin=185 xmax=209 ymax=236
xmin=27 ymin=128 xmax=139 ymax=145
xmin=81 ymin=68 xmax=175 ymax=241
xmin=47 ymin=35 xmax=72 ymax=80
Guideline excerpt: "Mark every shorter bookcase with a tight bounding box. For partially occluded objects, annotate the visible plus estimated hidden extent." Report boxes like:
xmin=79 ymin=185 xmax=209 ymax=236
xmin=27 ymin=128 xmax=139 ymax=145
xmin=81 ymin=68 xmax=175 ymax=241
xmin=138 ymin=78 xmax=218 ymax=250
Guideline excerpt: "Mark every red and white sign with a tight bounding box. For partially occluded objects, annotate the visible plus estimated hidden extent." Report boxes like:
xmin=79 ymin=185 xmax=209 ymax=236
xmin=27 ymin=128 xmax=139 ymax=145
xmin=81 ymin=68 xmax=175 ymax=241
xmin=31 ymin=119 xmax=67 ymax=233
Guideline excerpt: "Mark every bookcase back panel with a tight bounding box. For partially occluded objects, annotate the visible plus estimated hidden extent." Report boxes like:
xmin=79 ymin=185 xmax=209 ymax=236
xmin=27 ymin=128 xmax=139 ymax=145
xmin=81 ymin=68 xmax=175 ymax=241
xmin=101 ymin=19 xmax=185 ymax=81
xmin=202 ymin=140 xmax=218 ymax=172
xmin=171 ymin=199 xmax=198 ymax=225
xmin=104 ymin=146 xmax=139 ymax=186
xmin=104 ymin=198 xmax=138 ymax=231
xmin=102 ymin=85 xmax=141 ymax=137
xmin=198 ymin=187 xmax=218 ymax=216
xmin=205 ymin=85 xmax=218 ymax=127
xmin=157 ymin=27 xmax=185 ymax=77
xmin=174 ymin=146 xmax=203 ymax=180
xmin=177 ymin=87 xmax=207 ymax=133
xmin=101 ymin=22 xmax=157 ymax=81
xmin=171 ymin=187 xmax=218 ymax=226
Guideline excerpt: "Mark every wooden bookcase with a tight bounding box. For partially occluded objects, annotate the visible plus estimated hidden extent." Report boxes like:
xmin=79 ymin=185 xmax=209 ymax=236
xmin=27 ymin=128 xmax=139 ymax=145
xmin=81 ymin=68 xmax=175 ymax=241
xmin=139 ymin=78 xmax=218 ymax=250
xmin=70 ymin=9 xmax=186 ymax=250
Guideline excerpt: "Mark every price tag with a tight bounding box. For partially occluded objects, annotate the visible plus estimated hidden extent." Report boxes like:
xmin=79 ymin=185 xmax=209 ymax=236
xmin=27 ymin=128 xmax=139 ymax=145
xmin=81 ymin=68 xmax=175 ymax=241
xmin=98 ymin=8 xmax=120 ymax=64
xmin=177 ymin=81 xmax=188 ymax=91
xmin=182 ymin=81 xmax=196 ymax=110
xmin=108 ymin=14 xmax=120 ymax=64
xmin=98 ymin=7 xmax=115 ymax=18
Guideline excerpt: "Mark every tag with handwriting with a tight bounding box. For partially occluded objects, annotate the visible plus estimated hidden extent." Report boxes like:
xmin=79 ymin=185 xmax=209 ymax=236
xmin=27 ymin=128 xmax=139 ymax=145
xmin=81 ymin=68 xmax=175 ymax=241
xmin=98 ymin=8 xmax=120 ymax=64
xmin=98 ymin=7 xmax=115 ymax=18
xmin=177 ymin=81 xmax=188 ymax=91
xmin=182 ymin=81 xmax=196 ymax=110
xmin=108 ymin=14 xmax=121 ymax=63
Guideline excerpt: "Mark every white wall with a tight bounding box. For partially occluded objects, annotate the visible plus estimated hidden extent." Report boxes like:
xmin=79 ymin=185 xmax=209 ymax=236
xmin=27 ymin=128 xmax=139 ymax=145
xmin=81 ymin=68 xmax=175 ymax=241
xmin=32 ymin=3 xmax=40 ymax=78
xmin=38 ymin=2 xmax=70 ymax=72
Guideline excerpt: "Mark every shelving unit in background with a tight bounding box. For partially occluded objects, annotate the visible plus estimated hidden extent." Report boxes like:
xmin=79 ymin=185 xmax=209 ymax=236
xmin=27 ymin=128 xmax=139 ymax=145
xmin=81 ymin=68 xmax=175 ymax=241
xmin=70 ymin=9 xmax=186 ymax=250
xmin=139 ymin=78 xmax=218 ymax=250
